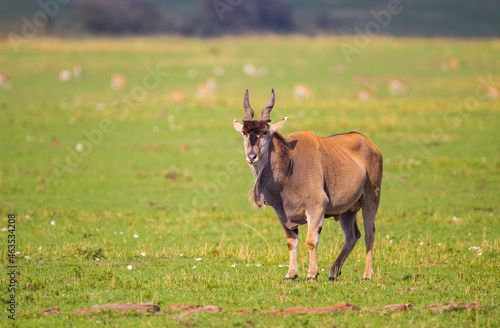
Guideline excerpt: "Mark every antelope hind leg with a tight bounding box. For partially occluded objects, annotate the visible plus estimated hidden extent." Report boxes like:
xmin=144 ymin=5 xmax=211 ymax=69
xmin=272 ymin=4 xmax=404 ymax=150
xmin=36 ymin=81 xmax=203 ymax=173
xmin=329 ymin=211 xmax=361 ymax=281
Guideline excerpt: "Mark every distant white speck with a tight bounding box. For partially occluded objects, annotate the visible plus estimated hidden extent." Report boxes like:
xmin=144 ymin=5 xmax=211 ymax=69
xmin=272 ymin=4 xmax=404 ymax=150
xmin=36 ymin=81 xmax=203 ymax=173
xmin=489 ymin=213 xmax=493 ymax=217
xmin=141 ymin=253 xmax=146 ymax=256
xmin=179 ymin=254 xmax=184 ymax=257
xmin=386 ymin=235 xmax=390 ymax=239
xmin=114 ymin=232 xmax=117 ymax=235
xmin=133 ymin=234 xmax=139 ymax=238
xmin=1 ymin=228 xmax=7 ymax=231
xmin=192 ymin=265 xmax=196 ymax=269
xmin=51 ymin=221 xmax=55 ymax=225
xmin=389 ymin=240 xmax=393 ymax=243
xmin=25 ymin=256 xmax=29 ymax=259
xmin=438 ymin=243 xmax=442 ymax=246
xmin=321 ymin=268 xmax=325 ymax=271
xmin=96 ymin=228 xmax=99 ymax=231
xmin=196 ymin=258 xmax=203 ymax=261
xmin=120 ymin=232 xmax=123 ymax=235
xmin=26 ymin=215 xmax=30 ymax=219
xmin=187 ymin=69 xmax=197 ymax=79
xmin=95 ymin=258 xmax=99 ymax=261
xmin=75 ymin=143 xmax=84 ymax=152
xmin=478 ymin=252 xmax=483 ymax=256
xmin=246 ymin=264 xmax=250 ymax=267
xmin=419 ymin=242 xmax=424 ymax=245
xmin=468 ymin=233 xmax=471 ymax=236
xmin=213 ymin=66 xmax=225 ymax=76
xmin=278 ymin=265 xmax=289 ymax=267
xmin=127 ymin=265 xmax=133 ymax=270
xmin=15 ymin=251 xmax=20 ymax=255
xmin=38 ymin=246 xmax=42 ymax=251
xmin=231 ymin=264 xmax=237 ymax=268
xmin=256 ymin=263 xmax=262 ymax=267
xmin=452 ymin=216 xmax=458 ymax=221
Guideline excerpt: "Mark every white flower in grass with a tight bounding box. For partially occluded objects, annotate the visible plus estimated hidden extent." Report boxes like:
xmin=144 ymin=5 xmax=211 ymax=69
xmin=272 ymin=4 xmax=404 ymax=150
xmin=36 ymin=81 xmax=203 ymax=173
xmin=114 ymin=232 xmax=117 ymax=235
xmin=120 ymin=232 xmax=123 ymax=235
xmin=195 ymin=258 xmax=203 ymax=261
xmin=51 ymin=221 xmax=55 ymax=225
xmin=25 ymin=256 xmax=29 ymax=259
xmin=389 ymin=240 xmax=393 ymax=244
xmin=278 ymin=265 xmax=289 ymax=268
xmin=321 ymin=268 xmax=325 ymax=271
xmin=127 ymin=265 xmax=133 ymax=270
xmin=95 ymin=258 xmax=99 ymax=261
xmin=179 ymin=254 xmax=184 ymax=257
xmin=385 ymin=235 xmax=390 ymax=239
xmin=133 ymin=234 xmax=139 ymax=238
xmin=231 ymin=264 xmax=237 ymax=268
xmin=141 ymin=253 xmax=146 ymax=257
xmin=438 ymin=243 xmax=441 ymax=246
xmin=478 ymin=252 xmax=483 ymax=256
xmin=419 ymin=242 xmax=424 ymax=245
xmin=256 ymin=264 xmax=262 ymax=267
xmin=38 ymin=246 xmax=42 ymax=251
xmin=1 ymin=228 xmax=7 ymax=231
xmin=246 ymin=264 xmax=250 ymax=267
xmin=192 ymin=265 xmax=196 ymax=269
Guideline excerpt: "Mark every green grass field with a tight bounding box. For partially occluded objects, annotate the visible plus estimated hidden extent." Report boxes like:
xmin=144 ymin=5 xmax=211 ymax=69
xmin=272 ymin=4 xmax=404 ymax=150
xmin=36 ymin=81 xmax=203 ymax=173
xmin=1 ymin=36 xmax=499 ymax=327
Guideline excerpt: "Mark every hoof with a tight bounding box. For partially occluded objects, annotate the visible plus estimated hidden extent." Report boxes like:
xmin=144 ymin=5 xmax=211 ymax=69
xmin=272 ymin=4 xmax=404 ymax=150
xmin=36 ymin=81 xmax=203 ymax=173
xmin=283 ymin=275 xmax=297 ymax=281
xmin=328 ymin=276 xmax=336 ymax=281
xmin=306 ymin=276 xmax=318 ymax=282
xmin=363 ymin=274 xmax=373 ymax=280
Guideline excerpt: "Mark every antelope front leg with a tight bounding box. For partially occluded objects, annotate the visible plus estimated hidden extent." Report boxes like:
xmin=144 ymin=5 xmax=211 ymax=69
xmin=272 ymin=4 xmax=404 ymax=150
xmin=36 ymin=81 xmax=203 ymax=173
xmin=305 ymin=216 xmax=324 ymax=282
xmin=283 ymin=227 xmax=299 ymax=280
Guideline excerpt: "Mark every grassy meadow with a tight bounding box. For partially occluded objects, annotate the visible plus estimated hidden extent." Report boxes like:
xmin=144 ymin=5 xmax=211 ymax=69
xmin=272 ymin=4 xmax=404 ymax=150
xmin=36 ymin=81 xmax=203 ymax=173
xmin=1 ymin=36 xmax=499 ymax=327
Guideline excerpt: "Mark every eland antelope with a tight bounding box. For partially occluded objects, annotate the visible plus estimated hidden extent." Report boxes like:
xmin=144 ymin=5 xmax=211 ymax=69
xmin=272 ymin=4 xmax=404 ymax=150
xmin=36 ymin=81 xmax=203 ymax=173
xmin=233 ymin=89 xmax=383 ymax=281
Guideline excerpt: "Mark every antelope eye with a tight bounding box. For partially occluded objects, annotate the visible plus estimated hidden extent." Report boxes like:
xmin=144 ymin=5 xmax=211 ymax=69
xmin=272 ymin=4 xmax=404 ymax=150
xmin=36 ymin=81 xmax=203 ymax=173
xmin=262 ymin=131 xmax=268 ymax=135
xmin=242 ymin=131 xmax=247 ymax=136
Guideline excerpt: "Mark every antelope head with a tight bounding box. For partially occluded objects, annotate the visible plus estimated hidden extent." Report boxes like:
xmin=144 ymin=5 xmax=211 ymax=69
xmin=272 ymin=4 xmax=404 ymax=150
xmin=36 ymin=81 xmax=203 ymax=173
xmin=233 ymin=89 xmax=287 ymax=165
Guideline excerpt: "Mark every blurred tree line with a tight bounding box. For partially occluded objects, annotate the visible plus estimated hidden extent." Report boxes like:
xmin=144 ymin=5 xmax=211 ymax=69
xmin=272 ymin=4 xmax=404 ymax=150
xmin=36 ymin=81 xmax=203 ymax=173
xmin=1 ymin=0 xmax=499 ymax=37
xmin=73 ymin=0 xmax=294 ymax=36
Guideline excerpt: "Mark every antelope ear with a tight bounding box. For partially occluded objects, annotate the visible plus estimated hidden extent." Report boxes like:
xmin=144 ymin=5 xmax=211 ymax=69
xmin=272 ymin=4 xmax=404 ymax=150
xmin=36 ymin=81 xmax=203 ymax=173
xmin=269 ymin=117 xmax=287 ymax=133
xmin=233 ymin=119 xmax=243 ymax=133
